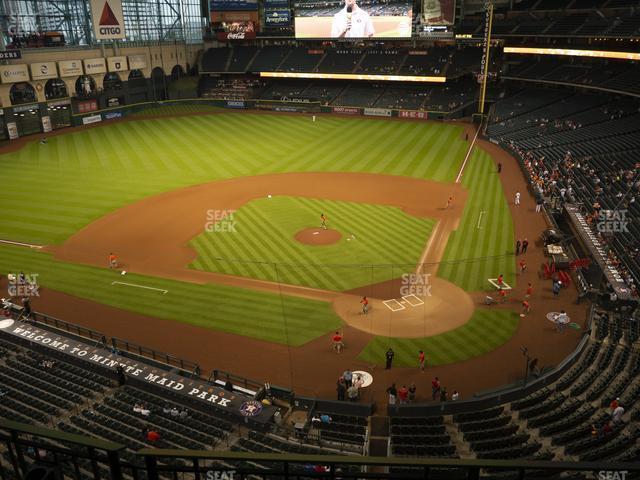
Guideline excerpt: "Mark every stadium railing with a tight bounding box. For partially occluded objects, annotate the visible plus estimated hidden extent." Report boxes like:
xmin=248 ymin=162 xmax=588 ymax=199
xmin=389 ymin=304 xmax=594 ymax=417
xmin=3 ymin=418 xmax=639 ymax=480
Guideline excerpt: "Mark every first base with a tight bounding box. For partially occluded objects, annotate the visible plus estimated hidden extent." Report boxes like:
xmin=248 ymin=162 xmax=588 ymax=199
xmin=121 ymin=271 xmax=127 ymax=275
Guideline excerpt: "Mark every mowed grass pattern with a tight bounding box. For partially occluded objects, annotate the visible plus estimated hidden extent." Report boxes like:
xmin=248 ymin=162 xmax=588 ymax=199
xmin=0 ymin=244 xmax=340 ymax=346
xmin=0 ymin=112 xmax=517 ymax=353
xmin=438 ymin=148 xmax=516 ymax=291
xmin=358 ymin=309 xmax=520 ymax=367
xmin=190 ymin=196 xmax=436 ymax=291
xmin=0 ymin=114 xmax=466 ymax=245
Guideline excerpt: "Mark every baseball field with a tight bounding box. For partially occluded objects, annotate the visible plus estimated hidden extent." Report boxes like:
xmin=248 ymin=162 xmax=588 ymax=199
xmin=0 ymin=105 xmax=557 ymax=394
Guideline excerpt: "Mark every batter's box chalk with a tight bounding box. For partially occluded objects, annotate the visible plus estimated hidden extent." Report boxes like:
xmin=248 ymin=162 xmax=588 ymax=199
xmin=382 ymin=299 xmax=405 ymax=312
xmin=402 ymin=294 xmax=425 ymax=307
xmin=488 ymin=278 xmax=512 ymax=290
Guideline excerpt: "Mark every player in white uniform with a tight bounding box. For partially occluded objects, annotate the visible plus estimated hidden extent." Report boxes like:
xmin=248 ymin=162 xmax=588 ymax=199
xmin=331 ymin=0 xmax=375 ymax=38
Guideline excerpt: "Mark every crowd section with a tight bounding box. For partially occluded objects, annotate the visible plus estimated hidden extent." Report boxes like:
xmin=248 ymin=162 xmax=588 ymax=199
xmin=1 ymin=308 xmax=638 ymax=476
xmin=457 ymin=0 xmax=640 ymax=37
xmin=487 ymin=89 xmax=640 ymax=291
xmin=503 ymin=56 xmax=640 ymax=96
xmin=201 ymin=45 xmax=482 ymax=79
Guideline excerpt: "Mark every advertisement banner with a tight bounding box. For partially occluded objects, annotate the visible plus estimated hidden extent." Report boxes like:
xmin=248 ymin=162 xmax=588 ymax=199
xmin=77 ymin=99 xmax=98 ymax=114
xmin=30 ymin=62 xmax=58 ymax=80
xmin=128 ymin=54 xmax=147 ymax=70
xmin=226 ymin=100 xmax=246 ymax=108
xmin=399 ymin=110 xmax=428 ymax=119
xmin=216 ymin=30 xmax=257 ymax=40
xmin=0 ymin=64 xmax=29 ymax=84
xmin=210 ymin=0 xmax=258 ymax=11
xmin=104 ymin=112 xmax=122 ymax=120
xmin=90 ymin=0 xmax=126 ymax=40
xmin=82 ymin=114 xmax=102 ymax=125
xmin=48 ymin=100 xmax=71 ymax=108
xmin=6 ymin=122 xmax=19 ymax=140
xmin=58 ymin=60 xmax=83 ymax=77
xmin=107 ymin=56 xmax=128 ymax=72
xmin=364 ymin=107 xmax=392 ymax=117
xmin=84 ymin=58 xmax=107 ymax=75
xmin=264 ymin=9 xmax=291 ymax=26
xmin=0 ymin=50 xmax=21 ymax=60
xmin=41 ymin=116 xmax=52 ymax=133
xmin=332 ymin=106 xmax=361 ymax=115
xmin=422 ymin=0 xmax=456 ymax=25
xmin=107 ymin=97 xmax=122 ymax=107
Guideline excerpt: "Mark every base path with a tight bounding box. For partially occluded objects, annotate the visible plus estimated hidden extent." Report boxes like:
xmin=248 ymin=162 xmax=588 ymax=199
xmin=46 ymin=171 xmax=472 ymax=337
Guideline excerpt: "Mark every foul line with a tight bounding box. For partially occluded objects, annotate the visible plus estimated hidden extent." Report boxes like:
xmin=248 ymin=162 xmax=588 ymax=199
xmin=0 ymin=239 xmax=44 ymax=249
xmin=111 ymin=281 xmax=168 ymax=295
xmin=477 ymin=211 xmax=485 ymax=229
xmin=455 ymin=125 xmax=481 ymax=184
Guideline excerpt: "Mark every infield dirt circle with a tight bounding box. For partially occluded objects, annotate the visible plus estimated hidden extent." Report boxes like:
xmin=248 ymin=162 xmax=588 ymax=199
xmin=295 ymin=228 xmax=342 ymax=246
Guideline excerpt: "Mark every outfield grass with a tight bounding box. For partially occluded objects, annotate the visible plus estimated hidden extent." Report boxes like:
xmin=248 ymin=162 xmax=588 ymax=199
xmin=358 ymin=309 xmax=520 ymax=367
xmin=0 ymin=112 xmax=516 ymax=352
xmin=0 ymin=114 xmax=467 ymax=245
xmin=438 ymin=148 xmax=516 ymax=291
xmin=190 ymin=196 xmax=436 ymax=291
xmin=0 ymin=244 xmax=341 ymax=346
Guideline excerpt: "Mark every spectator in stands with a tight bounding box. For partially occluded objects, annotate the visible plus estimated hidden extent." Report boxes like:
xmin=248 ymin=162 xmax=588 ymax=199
xmin=224 ymin=379 xmax=233 ymax=392
xmin=386 ymin=383 xmax=397 ymax=405
xmin=331 ymin=0 xmax=374 ymax=39
xmin=440 ymin=387 xmax=447 ymax=402
xmin=398 ymin=385 xmax=409 ymax=404
xmin=431 ymin=377 xmax=441 ymax=400
xmin=163 ymin=403 xmax=172 ymax=415
xmin=609 ymin=397 xmax=620 ymax=412
xmin=591 ymin=424 xmax=598 ymax=438
xmin=115 ymin=365 xmax=126 ymax=386
xmin=170 ymin=407 xmax=179 ymax=417
xmin=146 ymin=428 xmax=161 ymax=443
xmin=408 ymin=383 xmax=417 ymax=403
xmin=601 ymin=421 xmax=613 ymax=437
xmin=39 ymin=359 xmax=55 ymax=369
xmin=612 ymin=404 xmax=625 ymax=425
xmin=347 ymin=383 xmax=359 ymax=402
xmin=343 ymin=369 xmax=353 ymax=387
xmin=179 ymin=409 xmax=189 ymax=419
xmin=21 ymin=297 xmax=32 ymax=322
xmin=336 ymin=377 xmax=346 ymax=401
xmin=451 ymin=390 xmax=459 ymax=401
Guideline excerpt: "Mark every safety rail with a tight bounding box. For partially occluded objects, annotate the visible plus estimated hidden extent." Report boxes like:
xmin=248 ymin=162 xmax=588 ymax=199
xmin=137 ymin=448 xmax=640 ymax=480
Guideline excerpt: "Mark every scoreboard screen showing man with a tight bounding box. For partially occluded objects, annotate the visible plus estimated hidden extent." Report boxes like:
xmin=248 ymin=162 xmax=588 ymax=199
xmin=294 ymin=0 xmax=413 ymax=38
xmin=421 ymin=0 xmax=455 ymax=25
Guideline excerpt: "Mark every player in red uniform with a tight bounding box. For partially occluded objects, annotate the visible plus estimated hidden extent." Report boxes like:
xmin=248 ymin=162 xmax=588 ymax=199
xmin=360 ymin=296 xmax=369 ymax=315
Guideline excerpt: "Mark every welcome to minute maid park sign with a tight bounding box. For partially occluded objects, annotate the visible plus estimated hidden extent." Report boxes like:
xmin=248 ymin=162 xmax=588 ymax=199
xmin=0 ymin=318 xmax=274 ymax=422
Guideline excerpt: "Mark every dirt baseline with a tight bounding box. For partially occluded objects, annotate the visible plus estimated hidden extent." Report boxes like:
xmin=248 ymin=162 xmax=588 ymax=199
xmin=47 ymin=171 xmax=473 ymax=337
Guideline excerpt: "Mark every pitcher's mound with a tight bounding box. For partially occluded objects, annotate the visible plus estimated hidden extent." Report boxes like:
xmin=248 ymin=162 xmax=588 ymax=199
xmin=295 ymin=228 xmax=341 ymax=246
